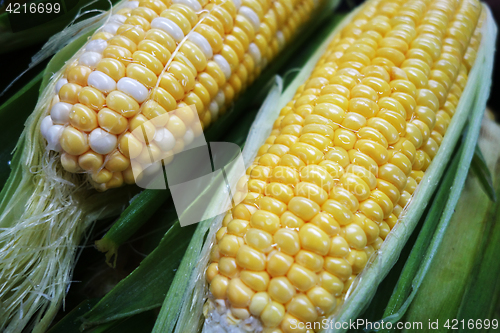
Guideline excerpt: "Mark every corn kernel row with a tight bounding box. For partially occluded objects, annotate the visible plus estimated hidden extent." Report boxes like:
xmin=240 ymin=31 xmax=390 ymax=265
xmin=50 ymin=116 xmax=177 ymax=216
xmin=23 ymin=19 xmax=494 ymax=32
xmin=41 ymin=0 xmax=320 ymax=190
xmin=203 ymin=0 xmax=484 ymax=332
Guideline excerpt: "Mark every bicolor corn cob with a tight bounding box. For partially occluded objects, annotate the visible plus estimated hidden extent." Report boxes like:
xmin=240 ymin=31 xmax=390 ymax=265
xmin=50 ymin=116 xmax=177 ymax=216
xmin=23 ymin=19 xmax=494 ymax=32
xmin=203 ymin=0 xmax=485 ymax=331
xmin=41 ymin=0 xmax=319 ymax=191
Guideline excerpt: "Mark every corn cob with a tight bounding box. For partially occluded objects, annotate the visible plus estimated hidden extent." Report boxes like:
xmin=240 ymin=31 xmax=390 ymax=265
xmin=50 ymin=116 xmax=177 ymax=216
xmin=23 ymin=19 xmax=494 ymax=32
xmin=41 ymin=0 xmax=319 ymax=191
xmin=203 ymin=0 xmax=486 ymax=331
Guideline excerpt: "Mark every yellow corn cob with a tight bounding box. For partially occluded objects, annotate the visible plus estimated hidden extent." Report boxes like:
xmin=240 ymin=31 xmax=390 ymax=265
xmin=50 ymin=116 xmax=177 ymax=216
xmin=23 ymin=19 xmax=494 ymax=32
xmin=203 ymin=0 xmax=485 ymax=331
xmin=41 ymin=0 xmax=319 ymax=191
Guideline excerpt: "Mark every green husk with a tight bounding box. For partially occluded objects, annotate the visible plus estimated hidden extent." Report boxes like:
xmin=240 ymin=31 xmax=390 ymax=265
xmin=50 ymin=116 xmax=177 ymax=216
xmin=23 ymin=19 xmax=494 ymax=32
xmin=0 ymin=1 xmax=139 ymax=332
xmin=400 ymin=117 xmax=500 ymax=331
xmin=161 ymin=3 xmax=497 ymax=333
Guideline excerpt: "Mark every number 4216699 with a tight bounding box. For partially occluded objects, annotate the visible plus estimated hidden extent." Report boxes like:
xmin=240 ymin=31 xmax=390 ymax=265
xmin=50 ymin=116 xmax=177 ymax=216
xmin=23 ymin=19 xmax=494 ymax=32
xmin=6 ymin=2 xmax=61 ymax=14
xmin=444 ymin=319 xmax=499 ymax=330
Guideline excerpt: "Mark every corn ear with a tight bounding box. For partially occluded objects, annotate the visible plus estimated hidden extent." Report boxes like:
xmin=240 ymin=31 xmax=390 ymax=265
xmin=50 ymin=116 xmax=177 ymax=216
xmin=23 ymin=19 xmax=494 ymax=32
xmin=164 ymin=1 xmax=498 ymax=332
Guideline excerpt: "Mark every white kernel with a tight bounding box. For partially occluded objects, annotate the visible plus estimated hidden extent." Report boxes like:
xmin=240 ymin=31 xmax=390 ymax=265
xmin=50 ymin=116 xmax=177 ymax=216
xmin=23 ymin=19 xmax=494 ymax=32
xmin=276 ymin=31 xmax=285 ymax=50
xmin=87 ymin=71 xmax=117 ymax=93
xmin=239 ymin=7 xmax=260 ymax=32
xmin=55 ymin=78 xmax=68 ymax=94
xmin=215 ymin=90 xmax=225 ymax=107
xmin=50 ymin=102 xmax=73 ymax=125
xmin=188 ymin=32 xmax=213 ymax=59
xmin=47 ymin=125 xmax=64 ymax=152
xmin=110 ymin=14 xmax=127 ymax=24
xmin=183 ymin=128 xmax=194 ymax=146
xmin=151 ymin=17 xmax=185 ymax=43
xmin=102 ymin=23 xmax=121 ymax=35
xmin=117 ymin=77 xmax=149 ymax=103
xmin=41 ymin=116 xmax=53 ymax=139
xmin=154 ymin=128 xmax=175 ymax=151
xmin=249 ymin=43 xmax=261 ymax=66
xmin=125 ymin=1 xmax=139 ymax=8
xmin=85 ymin=39 xmax=108 ymax=53
xmin=232 ymin=0 xmax=242 ymax=10
xmin=209 ymin=100 xmax=219 ymax=120
xmin=214 ymin=55 xmax=231 ymax=80
xmin=89 ymin=128 xmax=118 ymax=154
xmin=78 ymin=52 xmax=102 ymax=69
xmin=172 ymin=0 xmax=201 ymax=11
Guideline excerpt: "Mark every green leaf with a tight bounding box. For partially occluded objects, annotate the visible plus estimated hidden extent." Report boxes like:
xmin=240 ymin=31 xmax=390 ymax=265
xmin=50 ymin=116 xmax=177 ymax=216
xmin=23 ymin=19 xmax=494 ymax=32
xmin=81 ymin=221 xmax=196 ymax=329
xmin=47 ymin=299 xmax=99 ymax=333
xmin=0 ymin=72 xmax=42 ymax=189
xmin=471 ymin=145 xmax=496 ymax=201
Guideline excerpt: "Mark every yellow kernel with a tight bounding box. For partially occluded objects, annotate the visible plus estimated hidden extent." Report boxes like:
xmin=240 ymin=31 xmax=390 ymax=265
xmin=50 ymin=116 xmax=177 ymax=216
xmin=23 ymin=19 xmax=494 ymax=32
xmin=245 ymin=228 xmax=273 ymax=253
xmin=249 ymin=292 xmax=270 ymax=316
xmin=268 ymin=277 xmax=296 ymax=304
xmin=210 ymin=274 xmax=229 ymax=299
xmin=286 ymin=295 xmax=318 ymax=323
xmin=219 ymin=234 xmax=243 ymax=257
xmin=298 ymin=224 xmax=330 ymax=256
xmin=60 ymin=126 xmax=89 ymax=155
xmin=59 ymin=83 xmax=82 ymax=104
xmin=119 ymin=132 xmax=143 ymax=159
xmin=267 ymin=251 xmax=294 ymax=277
xmin=274 ymin=228 xmax=300 ymax=256
xmin=69 ymin=104 xmax=97 ymax=132
xmin=236 ymin=245 xmax=266 ymax=270
xmin=240 ymin=270 xmax=270 ymax=292
xmin=280 ymin=211 xmax=305 ymax=230
xmin=324 ymin=257 xmax=352 ymax=281
xmin=318 ymin=271 xmax=344 ymax=296
xmin=306 ymin=286 xmax=336 ymax=314
xmin=287 ymin=263 xmax=318 ymax=292
xmin=78 ymin=150 xmax=103 ymax=171
xmin=219 ymin=256 xmax=239 ymax=278
xmin=261 ymin=301 xmax=286 ymax=328
xmin=105 ymin=150 xmax=130 ymax=172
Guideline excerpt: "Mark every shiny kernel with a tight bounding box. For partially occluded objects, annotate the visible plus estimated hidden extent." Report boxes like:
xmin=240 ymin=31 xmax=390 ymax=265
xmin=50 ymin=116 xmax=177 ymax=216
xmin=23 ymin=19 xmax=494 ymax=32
xmin=287 ymin=263 xmax=317 ymax=292
xmin=286 ymin=294 xmax=318 ymax=323
xmin=298 ymin=224 xmax=330 ymax=256
xmin=210 ymin=274 xmax=229 ymax=299
xmin=280 ymin=211 xmax=305 ymax=230
xmin=268 ymin=277 xmax=296 ymax=304
xmin=218 ymin=256 xmax=239 ymax=278
xmin=333 ymin=129 xmax=357 ymax=151
xmin=106 ymin=91 xmax=140 ymax=118
xmin=323 ymin=257 xmax=352 ymax=281
xmin=228 ymin=278 xmax=255 ymax=308
xmin=318 ymin=271 xmax=344 ymax=296
xmin=259 ymin=196 xmax=288 ymax=216
xmin=249 ymin=292 xmax=270 ymax=316
xmin=97 ymin=108 xmax=128 ymax=135
xmin=60 ymin=126 xmax=89 ymax=155
xmin=241 ymin=271 xmax=270 ymax=292
xmin=250 ymin=210 xmax=281 ymax=234
xmin=245 ymin=228 xmax=273 ymax=253
xmin=228 ymin=219 xmax=250 ymax=237
xmin=306 ymin=286 xmax=336 ymax=314
xmin=261 ymin=301 xmax=286 ymax=328
xmin=265 ymin=183 xmax=294 ymax=204
xmin=236 ymin=245 xmax=266 ymax=271
xmin=219 ymin=234 xmax=243 ymax=257
xmin=267 ymin=251 xmax=294 ymax=277
xmin=274 ymin=228 xmax=300 ymax=256
xmin=295 ymin=250 xmax=324 ymax=273
xmin=59 ymin=83 xmax=82 ymax=104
